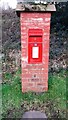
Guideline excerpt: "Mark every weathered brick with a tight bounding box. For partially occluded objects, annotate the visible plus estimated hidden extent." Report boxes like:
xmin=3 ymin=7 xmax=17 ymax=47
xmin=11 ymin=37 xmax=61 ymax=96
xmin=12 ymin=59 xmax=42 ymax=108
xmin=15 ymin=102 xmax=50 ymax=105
xmin=42 ymin=87 xmax=48 ymax=91
xmin=20 ymin=12 xmax=51 ymax=92
xmin=22 ymin=79 xmax=28 ymax=83
xmin=21 ymin=43 xmax=27 ymax=48
xmin=22 ymin=73 xmax=32 ymax=78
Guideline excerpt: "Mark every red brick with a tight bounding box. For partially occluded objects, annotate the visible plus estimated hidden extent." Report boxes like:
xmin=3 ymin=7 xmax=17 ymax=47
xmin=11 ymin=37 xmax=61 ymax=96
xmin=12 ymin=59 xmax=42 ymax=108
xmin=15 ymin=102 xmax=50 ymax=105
xmin=21 ymin=48 xmax=27 ymax=52
xmin=30 ymin=87 xmax=41 ymax=92
xmin=20 ymin=12 xmax=51 ymax=92
xmin=27 ymin=69 xmax=48 ymax=74
xmin=22 ymin=85 xmax=48 ymax=92
xmin=22 ymin=73 xmax=32 ymax=78
xmin=21 ymin=50 xmax=27 ymax=56
xmin=42 ymin=87 xmax=48 ymax=91
xmin=21 ymin=64 xmax=49 ymax=71
xmin=22 ymin=69 xmax=28 ymax=74
xmin=21 ymin=13 xmax=51 ymax=18
xmin=22 ymin=87 xmax=28 ymax=93
xmin=21 ymin=42 xmax=27 ymax=46
xmin=36 ymin=82 xmax=47 ymax=86
xmin=37 ymin=74 xmax=48 ymax=79
xmin=22 ymin=79 xmax=28 ymax=83
xmin=22 ymin=82 xmax=34 ymax=87
xmin=21 ymin=53 xmax=27 ymax=57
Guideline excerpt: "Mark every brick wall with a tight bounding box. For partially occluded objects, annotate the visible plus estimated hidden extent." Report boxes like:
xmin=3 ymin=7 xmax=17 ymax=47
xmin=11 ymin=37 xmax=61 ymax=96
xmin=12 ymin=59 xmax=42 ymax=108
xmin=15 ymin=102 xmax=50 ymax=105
xmin=20 ymin=13 xmax=51 ymax=92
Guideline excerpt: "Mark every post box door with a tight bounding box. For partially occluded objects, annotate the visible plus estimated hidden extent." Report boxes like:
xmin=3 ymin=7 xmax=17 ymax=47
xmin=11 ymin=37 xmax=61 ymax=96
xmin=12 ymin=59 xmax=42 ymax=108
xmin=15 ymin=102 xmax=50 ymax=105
xmin=28 ymin=36 xmax=42 ymax=63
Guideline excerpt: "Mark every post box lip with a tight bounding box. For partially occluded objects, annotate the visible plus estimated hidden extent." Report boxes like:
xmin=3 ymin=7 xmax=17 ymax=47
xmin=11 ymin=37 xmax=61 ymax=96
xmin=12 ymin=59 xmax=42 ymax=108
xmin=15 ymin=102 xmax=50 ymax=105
xmin=28 ymin=29 xmax=43 ymax=36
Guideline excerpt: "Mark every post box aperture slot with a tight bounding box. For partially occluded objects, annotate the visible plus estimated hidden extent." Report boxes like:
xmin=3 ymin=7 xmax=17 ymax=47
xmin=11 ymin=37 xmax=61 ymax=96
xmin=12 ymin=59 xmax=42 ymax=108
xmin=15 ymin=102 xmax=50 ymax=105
xmin=29 ymin=36 xmax=42 ymax=43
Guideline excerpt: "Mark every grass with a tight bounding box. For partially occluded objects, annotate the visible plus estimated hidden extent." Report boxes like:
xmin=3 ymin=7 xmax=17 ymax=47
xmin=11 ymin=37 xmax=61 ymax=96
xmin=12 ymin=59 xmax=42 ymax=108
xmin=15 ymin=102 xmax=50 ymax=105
xmin=1 ymin=69 xmax=66 ymax=119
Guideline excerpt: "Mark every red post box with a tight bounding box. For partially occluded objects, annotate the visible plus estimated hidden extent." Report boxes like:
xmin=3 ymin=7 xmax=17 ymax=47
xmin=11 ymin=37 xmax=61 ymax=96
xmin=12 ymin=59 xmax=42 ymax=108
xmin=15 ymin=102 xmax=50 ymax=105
xmin=28 ymin=29 xmax=43 ymax=63
xmin=16 ymin=3 xmax=56 ymax=92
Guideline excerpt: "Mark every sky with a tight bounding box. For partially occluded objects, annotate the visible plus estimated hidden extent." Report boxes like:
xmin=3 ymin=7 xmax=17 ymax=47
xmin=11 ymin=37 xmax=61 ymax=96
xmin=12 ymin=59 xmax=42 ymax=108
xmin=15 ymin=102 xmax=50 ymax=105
xmin=0 ymin=0 xmax=17 ymax=9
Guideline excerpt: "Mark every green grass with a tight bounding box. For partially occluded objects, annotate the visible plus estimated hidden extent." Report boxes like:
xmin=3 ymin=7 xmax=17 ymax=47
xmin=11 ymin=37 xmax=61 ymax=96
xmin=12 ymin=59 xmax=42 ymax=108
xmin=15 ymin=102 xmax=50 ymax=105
xmin=2 ymin=69 xmax=66 ymax=118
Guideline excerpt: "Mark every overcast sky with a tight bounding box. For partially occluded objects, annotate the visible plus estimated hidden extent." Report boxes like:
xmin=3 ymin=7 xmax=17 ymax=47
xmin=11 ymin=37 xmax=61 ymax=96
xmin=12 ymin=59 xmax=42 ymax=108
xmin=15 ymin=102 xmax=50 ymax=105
xmin=0 ymin=0 xmax=68 ymax=9
xmin=0 ymin=0 xmax=17 ymax=9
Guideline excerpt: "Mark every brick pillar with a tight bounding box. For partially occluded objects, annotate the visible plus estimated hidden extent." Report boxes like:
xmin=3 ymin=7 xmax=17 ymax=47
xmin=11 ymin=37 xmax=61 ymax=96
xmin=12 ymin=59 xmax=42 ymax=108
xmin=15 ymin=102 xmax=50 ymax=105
xmin=20 ymin=13 xmax=51 ymax=92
